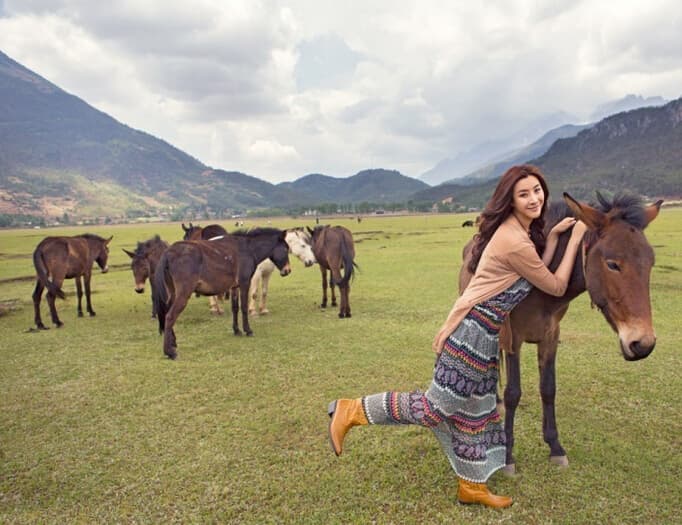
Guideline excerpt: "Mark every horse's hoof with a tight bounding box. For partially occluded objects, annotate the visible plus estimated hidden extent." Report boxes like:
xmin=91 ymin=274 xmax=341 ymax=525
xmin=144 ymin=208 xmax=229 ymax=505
xmin=78 ymin=312 xmax=84 ymax=318
xmin=234 ymin=330 xmax=242 ymax=336
xmin=331 ymin=301 xmax=337 ymax=307
xmin=260 ymin=309 xmax=269 ymax=315
xmin=89 ymin=312 xmax=96 ymax=317
xmin=338 ymin=312 xmax=345 ymax=318
xmin=320 ymin=303 xmax=327 ymax=309
xmin=246 ymin=331 xmax=254 ymax=337
xmin=501 ymin=464 xmax=517 ymax=477
xmin=550 ymin=455 xmax=569 ymax=468
xmin=346 ymin=312 xmax=351 ymax=318
xmin=55 ymin=322 xmax=64 ymax=328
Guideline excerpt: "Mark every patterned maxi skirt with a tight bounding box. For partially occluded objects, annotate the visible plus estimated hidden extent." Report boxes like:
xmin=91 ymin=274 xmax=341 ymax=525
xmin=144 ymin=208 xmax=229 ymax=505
xmin=362 ymin=278 xmax=532 ymax=482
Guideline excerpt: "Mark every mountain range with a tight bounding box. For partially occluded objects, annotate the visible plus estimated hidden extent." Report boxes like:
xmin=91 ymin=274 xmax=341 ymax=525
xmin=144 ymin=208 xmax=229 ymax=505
xmin=0 ymin=48 xmax=680 ymax=223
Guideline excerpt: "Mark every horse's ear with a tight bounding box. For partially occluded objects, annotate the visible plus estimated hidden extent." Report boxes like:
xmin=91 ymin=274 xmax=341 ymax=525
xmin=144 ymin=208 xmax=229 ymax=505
xmin=122 ymin=248 xmax=135 ymax=258
xmin=105 ymin=236 xmax=113 ymax=245
xmin=306 ymin=226 xmax=314 ymax=236
xmin=563 ymin=192 xmax=605 ymax=230
xmin=182 ymin=223 xmax=189 ymax=232
xmin=643 ymin=199 xmax=663 ymax=228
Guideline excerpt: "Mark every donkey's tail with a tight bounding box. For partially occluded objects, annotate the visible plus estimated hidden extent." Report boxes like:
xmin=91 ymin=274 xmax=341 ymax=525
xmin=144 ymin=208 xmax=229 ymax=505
xmin=335 ymin=236 xmax=358 ymax=287
xmin=33 ymin=248 xmax=65 ymax=299
xmin=152 ymin=253 xmax=170 ymax=334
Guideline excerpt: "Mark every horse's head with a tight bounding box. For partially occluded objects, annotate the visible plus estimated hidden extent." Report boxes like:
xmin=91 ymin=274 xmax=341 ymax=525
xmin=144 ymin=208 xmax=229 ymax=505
xmin=564 ymin=192 xmax=662 ymax=361
xmin=286 ymin=228 xmax=316 ymax=267
xmin=123 ymin=246 xmax=150 ymax=293
xmin=90 ymin=235 xmax=112 ymax=273
xmin=182 ymin=222 xmax=202 ymax=240
xmin=271 ymin=231 xmax=292 ymax=276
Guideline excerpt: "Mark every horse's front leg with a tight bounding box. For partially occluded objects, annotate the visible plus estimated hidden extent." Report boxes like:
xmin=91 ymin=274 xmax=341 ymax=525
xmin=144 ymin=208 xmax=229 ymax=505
xmin=538 ymin=332 xmax=568 ymax=467
xmin=76 ymin=276 xmax=84 ymax=317
xmin=84 ymin=273 xmax=96 ymax=316
xmin=259 ymin=271 xmax=271 ymax=314
xmin=240 ymin=283 xmax=253 ymax=336
xmin=503 ymin=346 xmax=522 ymax=475
xmin=231 ymin=289 xmax=242 ymax=335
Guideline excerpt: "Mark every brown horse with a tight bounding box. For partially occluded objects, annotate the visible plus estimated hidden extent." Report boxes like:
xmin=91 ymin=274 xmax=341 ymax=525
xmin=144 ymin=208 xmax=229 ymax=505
xmin=123 ymin=235 xmax=169 ymax=318
xmin=307 ymin=225 xmax=358 ymax=318
xmin=153 ymin=228 xmax=292 ymax=359
xmin=459 ymin=192 xmax=662 ymax=474
xmin=32 ymin=233 xmax=113 ymax=329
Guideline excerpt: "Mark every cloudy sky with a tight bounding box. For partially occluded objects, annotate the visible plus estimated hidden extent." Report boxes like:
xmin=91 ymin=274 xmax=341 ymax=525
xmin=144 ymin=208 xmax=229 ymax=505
xmin=1 ymin=1 xmax=681 ymax=183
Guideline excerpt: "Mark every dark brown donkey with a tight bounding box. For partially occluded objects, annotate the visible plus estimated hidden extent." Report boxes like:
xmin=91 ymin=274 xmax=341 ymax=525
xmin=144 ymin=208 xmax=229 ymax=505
xmin=32 ymin=233 xmax=113 ymax=329
xmin=153 ymin=228 xmax=292 ymax=359
xmin=123 ymin=235 xmax=169 ymax=318
xmin=459 ymin=192 xmax=662 ymax=474
xmin=307 ymin=225 xmax=358 ymax=318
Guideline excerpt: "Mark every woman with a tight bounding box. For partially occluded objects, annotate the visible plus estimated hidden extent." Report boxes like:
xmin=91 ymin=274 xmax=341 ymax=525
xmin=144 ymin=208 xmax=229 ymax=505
xmin=327 ymin=165 xmax=587 ymax=509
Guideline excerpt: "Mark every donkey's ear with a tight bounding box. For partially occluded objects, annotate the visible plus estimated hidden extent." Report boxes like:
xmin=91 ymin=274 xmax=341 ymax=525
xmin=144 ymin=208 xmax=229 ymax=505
xmin=122 ymin=248 xmax=135 ymax=258
xmin=643 ymin=199 xmax=663 ymax=228
xmin=563 ymin=193 xmax=605 ymax=230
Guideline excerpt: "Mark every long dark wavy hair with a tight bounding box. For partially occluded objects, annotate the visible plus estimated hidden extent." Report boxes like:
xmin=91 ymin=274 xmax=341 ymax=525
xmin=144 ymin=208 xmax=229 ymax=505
xmin=467 ymin=164 xmax=549 ymax=274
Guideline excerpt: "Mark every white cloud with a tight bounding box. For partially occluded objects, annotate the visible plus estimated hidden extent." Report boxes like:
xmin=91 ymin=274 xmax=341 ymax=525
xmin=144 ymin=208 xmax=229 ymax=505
xmin=1 ymin=0 xmax=681 ymax=183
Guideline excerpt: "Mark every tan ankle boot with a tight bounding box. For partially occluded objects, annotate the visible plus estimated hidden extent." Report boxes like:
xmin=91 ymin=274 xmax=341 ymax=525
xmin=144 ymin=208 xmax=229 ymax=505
xmin=327 ymin=399 xmax=368 ymax=456
xmin=457 ymin=478 xmax=513 ymax=509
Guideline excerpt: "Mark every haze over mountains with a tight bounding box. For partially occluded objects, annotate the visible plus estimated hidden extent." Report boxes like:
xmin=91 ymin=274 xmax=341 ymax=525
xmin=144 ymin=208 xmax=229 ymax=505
xmin=0 ymin=49 xmax=679 ymax=223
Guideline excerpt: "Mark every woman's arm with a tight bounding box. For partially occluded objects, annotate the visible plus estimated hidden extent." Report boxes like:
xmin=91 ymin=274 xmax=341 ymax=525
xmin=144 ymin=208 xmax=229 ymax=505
xmin=509 ymin=221 xmax=587 ymax=296
xmin=542 ymin=217 xmax=578 ymax=266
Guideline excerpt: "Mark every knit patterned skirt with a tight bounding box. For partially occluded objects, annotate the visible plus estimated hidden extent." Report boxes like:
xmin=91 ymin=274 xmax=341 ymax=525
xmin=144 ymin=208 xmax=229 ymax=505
xmin=362 ymin=278 xmax=532 ymax=482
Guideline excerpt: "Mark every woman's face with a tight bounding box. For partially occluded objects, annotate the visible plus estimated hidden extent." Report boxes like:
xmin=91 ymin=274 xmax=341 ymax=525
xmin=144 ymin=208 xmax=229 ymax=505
xmin=511 ymin=175 xmax=544 ymax=226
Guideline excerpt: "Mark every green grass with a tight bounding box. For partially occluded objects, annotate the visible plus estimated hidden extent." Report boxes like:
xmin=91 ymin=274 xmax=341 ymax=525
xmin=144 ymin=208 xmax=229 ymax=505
xmin=1 ymin=211 xmax=681 ymax=524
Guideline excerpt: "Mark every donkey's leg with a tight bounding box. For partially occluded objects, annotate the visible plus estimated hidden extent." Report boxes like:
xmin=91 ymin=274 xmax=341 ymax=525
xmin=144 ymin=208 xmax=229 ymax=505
xmin=330 ymin=274 xmax=337 ymax=307
xmin=163 ymin=289 xmax=190 ymax=360
xmin=47 ymin=275 xmax=65 ymax=328
xmin=84 ymin=272 xmax=96 ymax=316
xmin=75 ymin=276 xmax=84 ymax=317
xmin=259 ymin=271 xmax=271 ymax=314
xmin=231 ymin=289 xmax=242 ymax=335
xmin=538 ymin=329 xmax=568 ymax=467
xmin=240 ymin=283 xmax=253 ymax=336
xmin=319 ymin=267 xmax=328 ymax=308
xmin=343 ymin=284 xmax=351 ymax=318
xmin=503 ymin=343 xmax=523 ymax=475
xmin=32 ymin=280 xmax=48 ymax=330
xmin=248 ymin=274 xmax=259 ymax=315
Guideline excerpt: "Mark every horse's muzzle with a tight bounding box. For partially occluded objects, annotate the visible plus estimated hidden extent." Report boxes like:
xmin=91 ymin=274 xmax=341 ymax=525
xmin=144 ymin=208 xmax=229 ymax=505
xmin=280 ymin=265 xmax=292 ymax=276
xmin=135 ymin=287 xmax=145 ymax=294
xmin=304 ymin=259 xmax=315 ymax=267
xmin=101 ymin=266 xmax=109 ymax=273
xmin=622 ymin=337 xmax=656 ymax=361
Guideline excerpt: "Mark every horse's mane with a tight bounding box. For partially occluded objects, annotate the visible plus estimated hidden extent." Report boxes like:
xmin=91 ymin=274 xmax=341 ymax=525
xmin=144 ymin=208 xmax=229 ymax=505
xmin=80 ymin=233 xmax=107 ymax=241
xmin=594 ymin=192 xmax=650 ymax=229
xmin=545 ymin=192 xmax=650 ymax=232
xmin=135 ymin=235 xmax=164 ymax=255
xmin=231 ymin=227 xmax=283 ymax=237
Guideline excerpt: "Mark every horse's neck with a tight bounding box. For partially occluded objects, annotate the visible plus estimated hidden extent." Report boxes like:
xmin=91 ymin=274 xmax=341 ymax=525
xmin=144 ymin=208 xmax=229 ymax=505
xmin=242 ymin=236 xmax=276 ymax=264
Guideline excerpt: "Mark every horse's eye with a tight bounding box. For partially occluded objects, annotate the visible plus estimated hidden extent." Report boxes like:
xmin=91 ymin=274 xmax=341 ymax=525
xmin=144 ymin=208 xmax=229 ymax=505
xmin=606 ymin=260 xmax=620 ymax=272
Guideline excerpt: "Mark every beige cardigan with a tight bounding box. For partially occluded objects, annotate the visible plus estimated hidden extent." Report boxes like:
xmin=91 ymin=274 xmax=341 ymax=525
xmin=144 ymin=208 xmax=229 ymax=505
xmin=443 ymin=214 xmax=568 ymax=337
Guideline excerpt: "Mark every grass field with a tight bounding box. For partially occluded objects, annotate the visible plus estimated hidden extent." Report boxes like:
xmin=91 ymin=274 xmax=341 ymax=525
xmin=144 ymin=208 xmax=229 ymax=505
xmin=1 ymin=210 xmax=681 ymax=524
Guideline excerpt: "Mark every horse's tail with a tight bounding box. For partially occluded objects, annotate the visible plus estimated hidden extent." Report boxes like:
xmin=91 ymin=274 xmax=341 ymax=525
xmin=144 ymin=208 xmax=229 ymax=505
xmin=335 ymin=234 xmax=358 ymax=287
xmin=33 ymin=247 xmax=65 ymax=299
xmin=152 ymin=252 xmax=171 ymax=334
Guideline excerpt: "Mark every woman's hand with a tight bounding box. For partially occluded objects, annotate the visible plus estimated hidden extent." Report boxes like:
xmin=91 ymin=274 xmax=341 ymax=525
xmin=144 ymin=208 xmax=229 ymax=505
xmin=432 ymin=324 xmax=453 ymax=354
xmin=570 ymin=220 xmax=588 ymax=241
xmin=550 ymin=217 xmax=577 ymax=236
